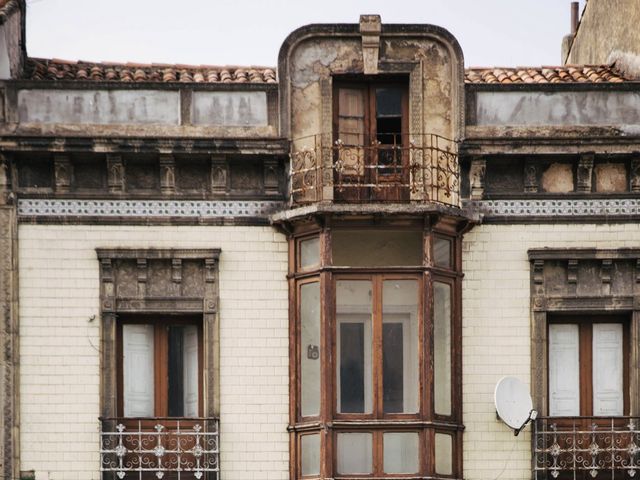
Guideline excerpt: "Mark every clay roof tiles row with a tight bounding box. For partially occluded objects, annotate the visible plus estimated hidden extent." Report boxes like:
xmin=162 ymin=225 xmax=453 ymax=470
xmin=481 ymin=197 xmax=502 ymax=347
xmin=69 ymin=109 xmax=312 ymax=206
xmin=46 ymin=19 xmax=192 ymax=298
xmin=26 ymin=58 xmax=277 ymax=84
xmin=24 ymin=58 xmax=632 ymax=85
xmin=464 ymin=65 xmax=628 ymax=84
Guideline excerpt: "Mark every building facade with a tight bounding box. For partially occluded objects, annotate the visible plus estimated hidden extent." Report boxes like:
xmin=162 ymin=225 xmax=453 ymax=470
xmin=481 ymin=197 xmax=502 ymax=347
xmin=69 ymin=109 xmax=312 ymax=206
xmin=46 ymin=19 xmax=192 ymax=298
xmin=0 ymin=2 xmax=639 ymax=479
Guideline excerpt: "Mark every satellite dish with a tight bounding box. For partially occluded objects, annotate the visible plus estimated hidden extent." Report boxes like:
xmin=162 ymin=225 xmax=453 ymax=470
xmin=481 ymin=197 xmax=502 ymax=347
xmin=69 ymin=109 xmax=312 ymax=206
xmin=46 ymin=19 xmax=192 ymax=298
xmin=494 ymin=376 xmax=538 ymax=436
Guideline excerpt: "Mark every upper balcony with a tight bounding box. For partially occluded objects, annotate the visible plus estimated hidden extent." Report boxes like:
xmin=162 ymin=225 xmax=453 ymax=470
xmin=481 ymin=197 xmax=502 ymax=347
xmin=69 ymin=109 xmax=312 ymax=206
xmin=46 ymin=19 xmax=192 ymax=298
xmin=289 ymin=132 xmax=460 ymax=208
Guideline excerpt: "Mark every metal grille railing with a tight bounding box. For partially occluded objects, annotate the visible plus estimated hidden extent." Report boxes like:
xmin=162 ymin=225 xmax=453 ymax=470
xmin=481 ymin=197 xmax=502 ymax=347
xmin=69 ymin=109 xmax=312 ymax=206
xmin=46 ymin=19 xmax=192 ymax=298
xmin=100 ymin=417 xmax=219 ymax=479
xmin=290 ymin=133 xmax=459 ymax=207
xmin=534 ymin=417 xmax=640 ymax=479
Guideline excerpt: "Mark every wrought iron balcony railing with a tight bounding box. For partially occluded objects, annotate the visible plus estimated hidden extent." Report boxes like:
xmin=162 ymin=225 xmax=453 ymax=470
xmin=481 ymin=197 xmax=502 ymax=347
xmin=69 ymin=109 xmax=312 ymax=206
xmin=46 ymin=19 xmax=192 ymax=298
xmin=534 ymin=416 xmax=640 ymax=479
xmin=290 ymin=133 xmax=459 ymax=207
xmin=100 ymin=417 xmax=219 ymax=480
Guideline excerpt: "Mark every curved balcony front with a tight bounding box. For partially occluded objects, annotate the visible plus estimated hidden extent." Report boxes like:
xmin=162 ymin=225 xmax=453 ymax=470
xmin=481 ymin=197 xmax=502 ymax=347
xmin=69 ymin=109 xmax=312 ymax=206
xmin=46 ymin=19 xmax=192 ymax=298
xmin=289 ymin=133 xmax=460 ymax=208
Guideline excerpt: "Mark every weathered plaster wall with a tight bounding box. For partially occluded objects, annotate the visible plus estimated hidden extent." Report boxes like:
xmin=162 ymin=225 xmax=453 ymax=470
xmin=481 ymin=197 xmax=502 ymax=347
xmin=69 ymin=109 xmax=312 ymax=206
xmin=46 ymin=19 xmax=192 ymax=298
xmin=462 ymin=222 xmax=640 ymax=479
xmin=566 ymin=0 xmax=640 ymax=65
xmin=474 ymin=90 xmax=640 ymax=127
xmin=192 ymin=91 xmax=268 ymax=126
xmin=18 ymin=224 xmax=288 ymax=480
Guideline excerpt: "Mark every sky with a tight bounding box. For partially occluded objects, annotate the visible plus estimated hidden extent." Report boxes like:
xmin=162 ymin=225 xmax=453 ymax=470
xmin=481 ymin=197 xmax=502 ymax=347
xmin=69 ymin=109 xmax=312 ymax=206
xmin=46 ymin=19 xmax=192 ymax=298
xmin=25 ymin=0 xmax=587 ymax=68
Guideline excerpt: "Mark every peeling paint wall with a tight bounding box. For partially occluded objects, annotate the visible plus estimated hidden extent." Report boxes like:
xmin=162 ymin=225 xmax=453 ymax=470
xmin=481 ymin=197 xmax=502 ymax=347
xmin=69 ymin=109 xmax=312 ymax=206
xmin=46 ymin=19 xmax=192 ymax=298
xmin=474 ymin=90 xmax=640 ymax=127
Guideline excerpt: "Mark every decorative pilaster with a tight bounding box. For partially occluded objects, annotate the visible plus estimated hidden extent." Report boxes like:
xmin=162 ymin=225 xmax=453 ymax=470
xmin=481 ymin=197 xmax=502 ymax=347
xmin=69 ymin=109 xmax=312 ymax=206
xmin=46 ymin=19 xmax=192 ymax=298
xmin=576 ymin=153 xmax=594 ymax=193
xmin=470 ymin=158 xmax=486 ymax=200
xmin=106 ymin=154 xmax=125 ymax=194
xmin=524 ymin=160 xmax=538 ymax=193
xmin=263 ymin=159 xmax=280 ymax=196
xmin=360 ymin=15 xmax=381 ymax=75
xmin=159 ymin=155 xmax=176 ymax=195
xmin=54 ymin=154 xmax=72 ymax=193
xmin=210 ymin=156 xmax=228 ymax=196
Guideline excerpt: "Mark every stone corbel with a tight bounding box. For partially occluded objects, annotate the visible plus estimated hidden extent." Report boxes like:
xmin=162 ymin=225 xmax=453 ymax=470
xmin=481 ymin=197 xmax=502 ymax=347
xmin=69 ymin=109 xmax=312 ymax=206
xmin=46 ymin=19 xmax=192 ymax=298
xmin=360 ymin=15 xmax=381 ymax=75
xmin=172 ymin=258 xmax=182 ymax=284
xmin=631 ymin=155 xmax=640 ymax=193
xmin=601 ymin=259 xmax=612 ymax=296
xmin=524 ymin=159 xmax=538 ymax=193
xmin=470 ymin=158 xmax=487 ymax=200
xmin=263 ymin=159 xmax=279 ymax=196
xmin=137 ymin=258 xmax=148 ymax=297
xmin=106 ymin=154 xmax=125 ymax=194
xmin=576 ymin=152 xmax=594 ymax=193
xmin=567 ymin=259 xmax=578 ymax=295
xmin=159 ymin=154 xmax=176 ymax=195
xmin=54 ymin=154 xmax=72 ymax=193
xmin=211 ymin=156 xmax=229 ymax=195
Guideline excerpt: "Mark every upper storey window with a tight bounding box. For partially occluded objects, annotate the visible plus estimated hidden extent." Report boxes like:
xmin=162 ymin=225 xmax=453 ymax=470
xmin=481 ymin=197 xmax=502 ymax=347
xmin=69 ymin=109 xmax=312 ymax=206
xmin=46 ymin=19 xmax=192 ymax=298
xmin=334 ymin=80 xmax=409 ymax=202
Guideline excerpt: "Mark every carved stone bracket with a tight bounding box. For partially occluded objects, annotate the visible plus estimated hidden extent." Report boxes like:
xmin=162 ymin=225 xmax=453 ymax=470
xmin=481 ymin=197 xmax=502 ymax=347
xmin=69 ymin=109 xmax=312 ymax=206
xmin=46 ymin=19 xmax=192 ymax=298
xmin=567 ymin=259 xmax=578 ymax=295
xmin=470 ymin=158 xmax=486 ymax=200
xmin=106 ymin=154 xmax=125 ymax=194
xmin=576 ymin=152 xmax=594 ymax=193
xmin=631 ymin=156 xmax=640 ymax=193
xmin=159 ymin=154 xmax=176 ymax=195
xmin=263 ymin=159 xmax=280 ymax=196
xmin=210 ymin=156 xmax=229 ymax=195
xmin=360 ymin=14 xmax=381 ymax=75
xmin=524 ymin=160 xmax=538 ymax=193
xmin=54 ymin=154 xmax=71 ymax=193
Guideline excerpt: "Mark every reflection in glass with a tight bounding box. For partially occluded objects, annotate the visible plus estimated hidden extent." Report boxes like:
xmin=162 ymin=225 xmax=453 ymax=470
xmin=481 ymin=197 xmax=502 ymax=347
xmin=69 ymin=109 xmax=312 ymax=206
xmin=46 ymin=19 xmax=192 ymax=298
xmin=301 ymin=434 xmax=321 ymax=476
xmin=435 ymin=433 xmax=453 ymax=475
xmin=300 ymin=237 xmax=320 ymax=270
xmin=382 ymin=280 xmax=419 ymax=413
xmin=301 ymin=282 xmax=321 ymax=417
xmin=337 ymin=432 xmax=373 ymax=474
xmin=434 ymin=282 xmax=452 ymax=415
xmin=383 ymin=432 xmax=419 ymax=474
xmin=336 ymin=280 xmax=372 ymax=414
xmin=433 ymin=237 xmax=452 ymax=268
xmin=332 ymin=230 xmax=422 ymax=266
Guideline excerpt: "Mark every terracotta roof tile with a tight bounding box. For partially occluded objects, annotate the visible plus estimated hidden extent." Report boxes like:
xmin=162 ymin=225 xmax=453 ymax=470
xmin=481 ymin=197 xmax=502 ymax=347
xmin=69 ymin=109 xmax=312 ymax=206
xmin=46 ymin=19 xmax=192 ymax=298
xmin=464 ymin=65 xmax=629 ymax=84
xmin=25 ymin=58 xmax=278 ymax=84
xmin=24 ymin=58 xmax=632 ymax=85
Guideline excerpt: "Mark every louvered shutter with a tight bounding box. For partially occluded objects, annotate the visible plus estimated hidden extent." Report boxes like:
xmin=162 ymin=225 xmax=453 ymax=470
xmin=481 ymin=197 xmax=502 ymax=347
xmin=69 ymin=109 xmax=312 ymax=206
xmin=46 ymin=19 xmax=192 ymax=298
xmin=549 ymin=324 xmax=580 ymax=416
xmin=123 ymin=324 xmax=155 ymax=417
xmin=183 ymin=325 xmax=199 ymax=417
xmin=592 ymin=323 xmax=624 ymax=416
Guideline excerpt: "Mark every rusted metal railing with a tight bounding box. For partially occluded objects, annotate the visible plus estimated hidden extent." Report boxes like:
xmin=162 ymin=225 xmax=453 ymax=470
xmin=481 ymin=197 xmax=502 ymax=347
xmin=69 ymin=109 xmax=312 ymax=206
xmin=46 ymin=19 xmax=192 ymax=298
xmin=289 ymin=133 xmax=459 ymax=207
xmin=534 ymin=416 xmax=640 ymax=479
xmin=100 ymin=417 xmax=219 ymax=479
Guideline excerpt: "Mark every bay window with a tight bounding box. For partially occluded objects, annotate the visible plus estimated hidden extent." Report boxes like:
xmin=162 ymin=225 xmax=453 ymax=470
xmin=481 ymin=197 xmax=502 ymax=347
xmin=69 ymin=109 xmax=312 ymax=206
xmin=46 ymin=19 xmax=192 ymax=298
xmin=290 ymin=219 xmax=463 ymax=479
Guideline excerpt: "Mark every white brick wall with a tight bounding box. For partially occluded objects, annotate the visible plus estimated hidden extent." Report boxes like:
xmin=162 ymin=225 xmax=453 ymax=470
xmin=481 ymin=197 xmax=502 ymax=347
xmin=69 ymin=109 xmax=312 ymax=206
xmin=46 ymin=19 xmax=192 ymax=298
xmin=18 ymin=224 xmax=289 ymax=480
xmin=462 ymin=223 xmax=640 ymax=480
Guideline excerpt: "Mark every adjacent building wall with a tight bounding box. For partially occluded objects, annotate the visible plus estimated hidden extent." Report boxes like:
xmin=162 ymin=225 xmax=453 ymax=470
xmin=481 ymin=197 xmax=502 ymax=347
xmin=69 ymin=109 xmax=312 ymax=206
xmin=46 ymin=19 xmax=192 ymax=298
xmin=462 ymin=222 xmax=640 ymax=480
xmin=566 ymin=0 xmax=640 ymax=67
xmin=18 ymin=224 xmax=288 ymax=480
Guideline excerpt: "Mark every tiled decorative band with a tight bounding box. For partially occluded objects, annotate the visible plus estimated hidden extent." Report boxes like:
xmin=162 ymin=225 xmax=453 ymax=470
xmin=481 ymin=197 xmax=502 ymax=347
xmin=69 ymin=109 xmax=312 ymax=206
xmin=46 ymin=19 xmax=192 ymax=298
xmin=472 ymin=199 xmax=640 ymax=217
xmin=18 ymin=199 xmax=284 ymax=218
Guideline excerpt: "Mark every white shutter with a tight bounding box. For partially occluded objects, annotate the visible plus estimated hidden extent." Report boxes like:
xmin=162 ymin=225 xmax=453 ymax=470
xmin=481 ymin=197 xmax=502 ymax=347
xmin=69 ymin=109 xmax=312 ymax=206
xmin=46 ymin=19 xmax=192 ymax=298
xmin=123 ymin=324 xmax=155 ymax=417
xmin=592 ymin=323 xmax=624 ymax=416
xmin=183 ymin=326 xmax=199 ymax=417
xmin=549 ymin=324 xmax=580 ymax=416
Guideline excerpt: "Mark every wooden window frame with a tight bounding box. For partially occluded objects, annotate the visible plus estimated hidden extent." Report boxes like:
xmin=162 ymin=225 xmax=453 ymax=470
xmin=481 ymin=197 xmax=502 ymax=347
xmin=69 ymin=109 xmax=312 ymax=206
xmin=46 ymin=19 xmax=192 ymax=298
xmin=116 ymin=315 xmax=204 ymax=419
xmin=547 ymin=314 xmax=630 ymax=417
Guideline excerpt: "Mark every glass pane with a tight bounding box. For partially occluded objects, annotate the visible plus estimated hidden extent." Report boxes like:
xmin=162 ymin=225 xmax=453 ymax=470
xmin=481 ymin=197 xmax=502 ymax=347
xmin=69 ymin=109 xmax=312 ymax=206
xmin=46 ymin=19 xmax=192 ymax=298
xmin=300 ymin=282 xmax=321 ymax=417
xmin=383 ymin=432 xmax=419 ymax=474
xmin=337 ymin=432 xmax=373 ymax=475
xmin=435 ymin=433 xmax=453 ymax=475
xmin=434 ymin=282 xmax=452 ymax=416
xmin=382 ymin=280 xmax=419 ymax=413
xmin=336 ymin=280 xmax=372 ymax=414
xmin=123 ymin=324 xmax=155 ymax=417
xmin=332 ymin=230 xmax=422 ymax=267
xmin=433 ymin=237 xmax=452 ymax=269
xmin=168 ymin=325 xmax=199 ymax=417
xmin=301 ymin=434 xmax=321 ymax=476
xmin=300 ymin=237 xmax=320 ymax=270
xmin=376 ymin=87 xmax=403 ymax=117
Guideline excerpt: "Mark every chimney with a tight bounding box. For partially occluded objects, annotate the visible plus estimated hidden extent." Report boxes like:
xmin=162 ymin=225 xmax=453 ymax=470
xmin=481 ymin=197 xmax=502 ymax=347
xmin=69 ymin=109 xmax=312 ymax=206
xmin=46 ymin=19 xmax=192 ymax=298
xmin=571 ymin=2 xmax=579 ymax=35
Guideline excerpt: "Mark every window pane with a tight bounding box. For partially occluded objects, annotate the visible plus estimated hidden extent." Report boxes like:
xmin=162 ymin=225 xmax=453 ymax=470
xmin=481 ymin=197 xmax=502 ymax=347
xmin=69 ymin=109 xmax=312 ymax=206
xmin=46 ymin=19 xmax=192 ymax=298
xmin=336 ymin=280 xmax=372 ymax=414
xmin=592 ymin=323 xmax=624 ymax=416
xmin=301 ymin=282 xmax=321 ymax=417
xmin=433 ymin=237 xmax=452 ymax=269
xmin=123 ymin=324 xmax=155 ymax=417
xmin=382 ymin=280 xmax=419 ymax=413
xmin=301 ymin=434 xmax=321 ymax=476
xmin=383 ymin=432 xmax=419 ymax=474
xmin=300 ymin=237 xmax=320 ymax=270
xmin=435 ymin=433 xmax=453 ymax=475
xmin=168 ymin=325 xmax=199 ymax=417
xmin=332 ymin=230 xmax=422 ymax=267
xmin=434 ymin=282 xmax=452 ymax=416
xmin=549 ymin=324 xmax=580 ymax=416
xmin=376 ymin=88 xmax=403 ymax=117
xmin=337 ymin=432 xmax=373 ymax=475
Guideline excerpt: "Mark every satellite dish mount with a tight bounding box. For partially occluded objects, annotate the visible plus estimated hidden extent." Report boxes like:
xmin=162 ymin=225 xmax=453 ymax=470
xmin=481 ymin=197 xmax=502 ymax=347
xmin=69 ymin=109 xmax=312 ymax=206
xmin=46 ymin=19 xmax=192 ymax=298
xmin=494 ymin=376 xmax=538 ymax=436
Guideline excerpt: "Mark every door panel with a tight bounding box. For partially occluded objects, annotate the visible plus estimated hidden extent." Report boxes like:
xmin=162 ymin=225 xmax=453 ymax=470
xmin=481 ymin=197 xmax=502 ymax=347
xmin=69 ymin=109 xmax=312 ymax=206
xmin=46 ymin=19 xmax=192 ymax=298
xmin=548 ymin=324 xmax=580 ymax=417
xmin=123 ymin=324 xmax=155 ymax=417
xmin=592 ymin=323 xmax=623 ymax=416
